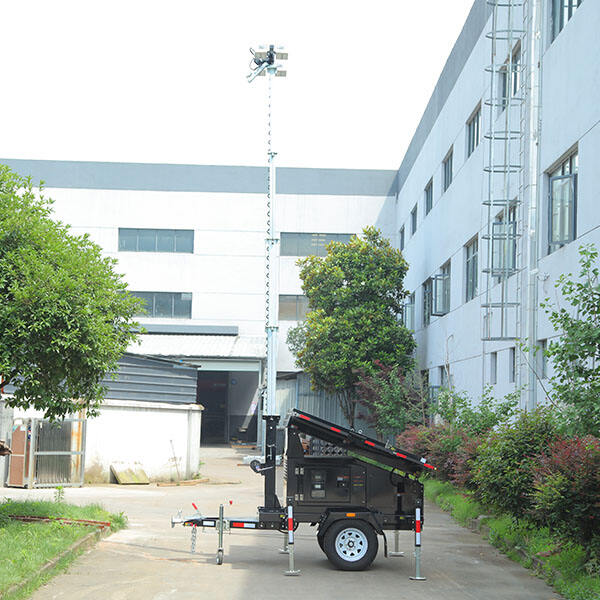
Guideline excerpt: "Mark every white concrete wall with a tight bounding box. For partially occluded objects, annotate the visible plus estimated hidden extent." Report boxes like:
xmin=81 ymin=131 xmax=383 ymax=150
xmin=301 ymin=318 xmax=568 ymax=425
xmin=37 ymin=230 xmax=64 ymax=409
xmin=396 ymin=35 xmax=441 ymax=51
xmin=47 ymin=187 xmax=395 ymax=372
xmin=395 ymin=1 xmax=600 ymax=406
xmin=84 ymin=399 xmax=203 ymax=482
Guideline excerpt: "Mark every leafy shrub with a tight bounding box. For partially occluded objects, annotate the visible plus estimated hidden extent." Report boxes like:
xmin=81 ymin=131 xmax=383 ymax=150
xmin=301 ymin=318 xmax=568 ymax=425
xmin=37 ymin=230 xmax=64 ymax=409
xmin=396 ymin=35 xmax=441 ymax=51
xmin=471 ymin=408 xmax=559 ymax=515
xmin=435 ymin=386 xmax=518 ymax=436
xmin=531 ymin=436 xmax=600 ymax=546
xmin=396 ymin=424 xmax=435 ymax=458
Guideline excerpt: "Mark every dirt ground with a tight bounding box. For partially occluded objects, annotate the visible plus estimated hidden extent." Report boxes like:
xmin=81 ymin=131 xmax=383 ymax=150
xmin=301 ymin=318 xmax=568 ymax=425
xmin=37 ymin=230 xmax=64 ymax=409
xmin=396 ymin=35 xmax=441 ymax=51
xmin=3 ymin=447 xmax=560 ymax=600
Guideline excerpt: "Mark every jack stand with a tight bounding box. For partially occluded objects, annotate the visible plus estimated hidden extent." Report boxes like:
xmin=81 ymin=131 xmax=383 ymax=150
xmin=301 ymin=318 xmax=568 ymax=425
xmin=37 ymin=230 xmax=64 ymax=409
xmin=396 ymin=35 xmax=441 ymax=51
xmin=389 ymin=529 xmax=405 ymax=557
xmin=190 ymin=525 xmax=197 ymax=554
xmin=284 ymin=505 xmax=300 ymax=576
xmin=216 ymin=504 xmax=224 ymax=565
xmin=279 ymin=533 xmax=289 ymax=554
xmin=409 ymin=508 xmax=426 ymax=581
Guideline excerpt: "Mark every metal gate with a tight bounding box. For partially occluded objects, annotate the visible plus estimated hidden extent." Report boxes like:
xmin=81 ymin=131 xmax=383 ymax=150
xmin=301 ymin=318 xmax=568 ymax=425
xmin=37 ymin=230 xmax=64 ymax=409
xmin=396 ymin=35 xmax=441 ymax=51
xmin=6 ymin=417 xmax=86 ymax=488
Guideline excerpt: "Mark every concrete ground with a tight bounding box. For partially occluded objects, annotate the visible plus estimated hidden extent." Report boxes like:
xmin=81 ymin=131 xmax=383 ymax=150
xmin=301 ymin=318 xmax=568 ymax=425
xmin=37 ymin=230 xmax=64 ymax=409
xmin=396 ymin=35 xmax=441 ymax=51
xmin=3 ymin=447 xmax=561 ymax=600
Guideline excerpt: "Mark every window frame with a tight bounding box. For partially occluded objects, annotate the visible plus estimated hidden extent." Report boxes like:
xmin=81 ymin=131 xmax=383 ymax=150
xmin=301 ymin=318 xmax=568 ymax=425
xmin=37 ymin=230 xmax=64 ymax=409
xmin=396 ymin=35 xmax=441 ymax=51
xmin=552 ymin=0 xmax=583 ymax=40
xmin=424 ymin=178 xmax=433 ymax=215
xmin=280 ymin=232 xmax=353 ymax=257
xmin=432 ymin=261 xmax=451 ymax=316
xmin=411 ymin=205 xmax=418 ymax=236
xmin=132 ymin=291 xmax=192 ymax=318
xmin=442 ymin=148 xmax=453 ymax=192
xmin=465 ymin=236 xmax=479 ymax=302
xmin=509 ymin=347 xmax=516 ymax=383
xmin=278 ymin=294 xmax=309 ymax=321
xmin=402 ymin=292 xmax=415 ymax=331
xmin=399 ymin=226 xmax=405 ymax=251
xmin=490 ymin=351 xmax=498 ymax=385
xmin=547 ymin=150 xmax=578 ymax=254
xmin=466 ymin=105 xmax=481 ymax=158
xmin=119 ymin=228 xmax=194 ymax=253
xmin=422 ymin=279 xmax=433 ymax=327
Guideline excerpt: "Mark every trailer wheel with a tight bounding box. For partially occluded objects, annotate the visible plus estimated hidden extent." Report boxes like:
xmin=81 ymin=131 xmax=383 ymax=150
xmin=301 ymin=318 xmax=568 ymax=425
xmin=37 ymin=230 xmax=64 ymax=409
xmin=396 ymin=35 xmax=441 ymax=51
xmin=317 ymin=533 xmax=325 ymax=552
xmin=323 ymin=520 xmax=378 ymax=571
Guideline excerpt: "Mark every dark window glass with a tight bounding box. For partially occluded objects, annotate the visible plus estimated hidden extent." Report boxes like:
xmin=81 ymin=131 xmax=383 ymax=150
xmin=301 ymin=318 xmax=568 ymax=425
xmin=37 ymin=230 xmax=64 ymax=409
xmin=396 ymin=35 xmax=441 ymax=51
xmin=465 ymin=238 xmax=478 ymax=302
xmin=119 ymin=228 xmax=138 ymax=251
xmin=399 ymin=226 xmax=405 ymax=251
xmin=119 ymin=228 xmax=194 ymax=253
xmin=280 ymin=233 xmax=352 ymax=257
xmin=131 ymin=291 xmax=192 ymax=318
xmin=138 ymin=229 xmax=156 ymax=252
xmin=279 ymin=295 xmax=309 ymax=320
xmin=443 ymin=149 xmax=453 ymax=192
xmin=175 ymin=230 xmax=194 ymax=253
xmin=423 ymin=279 xmax=432 ymax=326
xmin=174 ymin=292 xmax=192 ymax=317
xmin=548 ymin=151 xmax=578 ymax=253
xmin=552 ymin=0 xmax=583 ymax=40
xmin=411 ymin=206 xmax=417 ymax=235
xmin=157 ymin=230 xmax=175 ymax=252
xmin=425 ymin=179 xmax=433 ymax=214
xmin=467 ymin=107 xmax=481 ymax=157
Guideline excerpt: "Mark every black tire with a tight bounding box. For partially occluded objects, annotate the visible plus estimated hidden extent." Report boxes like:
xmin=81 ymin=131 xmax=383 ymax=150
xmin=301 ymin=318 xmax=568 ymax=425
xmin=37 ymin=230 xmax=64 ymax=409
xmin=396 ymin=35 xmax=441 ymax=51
xmin=317 ymin=533 xmax=325 ymax=552
xmin=323 ymin=520 xmax=378 ymax=571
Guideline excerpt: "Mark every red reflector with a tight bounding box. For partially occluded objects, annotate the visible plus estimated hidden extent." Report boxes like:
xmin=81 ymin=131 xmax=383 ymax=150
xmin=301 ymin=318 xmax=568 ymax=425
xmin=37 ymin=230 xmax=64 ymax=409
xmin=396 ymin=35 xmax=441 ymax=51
xmin=396 ymin=452 xmax=407 ymax=459
xmin=231 ymin=522 xmax=245 ymax=528
xmin=364 ymin=440 xmax=375 ymax=447
xmin=330 ymin=427 xmax=342 ymax=433
xmin=416 ymin=521 xmax=421 ymax=533
xmin=424 ymin=463 xmax=435 ymax=470
xmin=298 ymin=415 xmax=311 ymax=421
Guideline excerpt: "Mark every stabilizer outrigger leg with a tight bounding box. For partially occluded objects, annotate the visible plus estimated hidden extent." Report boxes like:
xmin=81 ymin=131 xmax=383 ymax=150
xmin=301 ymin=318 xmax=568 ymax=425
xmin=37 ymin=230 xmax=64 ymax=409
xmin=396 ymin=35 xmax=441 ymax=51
xmin=409 ymin=508 xmax=426 ymax=581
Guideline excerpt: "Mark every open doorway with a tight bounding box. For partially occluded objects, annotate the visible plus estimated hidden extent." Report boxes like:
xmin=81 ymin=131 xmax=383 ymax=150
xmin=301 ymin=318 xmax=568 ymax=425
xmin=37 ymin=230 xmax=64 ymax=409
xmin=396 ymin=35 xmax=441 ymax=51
xmin=198 ymin=372 xmax=228 ymax=444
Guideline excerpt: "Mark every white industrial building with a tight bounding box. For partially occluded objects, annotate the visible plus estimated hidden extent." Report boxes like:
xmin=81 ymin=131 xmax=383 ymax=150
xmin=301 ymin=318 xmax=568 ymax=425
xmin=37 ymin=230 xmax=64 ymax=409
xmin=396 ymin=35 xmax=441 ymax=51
xmin=2 ymin=0 xmax=598 ymax=481
xmin=396 ymin=0 xmax=598 ymax=410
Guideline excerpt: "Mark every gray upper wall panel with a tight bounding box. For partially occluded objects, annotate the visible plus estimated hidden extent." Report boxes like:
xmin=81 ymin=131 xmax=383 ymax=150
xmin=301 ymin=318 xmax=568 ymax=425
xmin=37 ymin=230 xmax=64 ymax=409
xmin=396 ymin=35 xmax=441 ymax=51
xmin=0 ymin=159 xmax=398 ymax=197
xmin=396 ymin=0 xmax=491 ymax=191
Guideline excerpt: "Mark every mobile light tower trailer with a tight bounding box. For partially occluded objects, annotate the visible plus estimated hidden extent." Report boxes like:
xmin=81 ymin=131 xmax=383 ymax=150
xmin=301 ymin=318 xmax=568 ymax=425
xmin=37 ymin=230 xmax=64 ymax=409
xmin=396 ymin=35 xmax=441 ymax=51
xmin=171 ymin=408 xmax=435 ymax=577
xmin=171 ymin=45 xmax=434 ymax=577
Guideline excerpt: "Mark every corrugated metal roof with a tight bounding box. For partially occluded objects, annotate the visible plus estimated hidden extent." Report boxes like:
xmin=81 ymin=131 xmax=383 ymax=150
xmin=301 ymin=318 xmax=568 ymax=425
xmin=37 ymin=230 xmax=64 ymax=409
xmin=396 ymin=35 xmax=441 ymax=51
xmin=129 ymin=334 xmax=265 ymax=359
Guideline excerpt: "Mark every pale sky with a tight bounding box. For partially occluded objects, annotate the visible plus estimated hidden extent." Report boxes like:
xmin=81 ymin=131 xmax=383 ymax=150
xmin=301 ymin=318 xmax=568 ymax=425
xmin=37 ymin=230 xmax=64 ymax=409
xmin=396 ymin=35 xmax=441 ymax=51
xmin=0 ymin=1 xmax=474 ymax=170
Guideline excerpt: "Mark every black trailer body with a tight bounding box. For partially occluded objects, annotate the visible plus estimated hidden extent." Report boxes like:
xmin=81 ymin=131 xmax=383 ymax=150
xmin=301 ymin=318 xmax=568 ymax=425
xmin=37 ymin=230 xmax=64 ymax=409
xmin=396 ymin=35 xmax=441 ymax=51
xmin=171 ymin=409 xmax=434 ymax=574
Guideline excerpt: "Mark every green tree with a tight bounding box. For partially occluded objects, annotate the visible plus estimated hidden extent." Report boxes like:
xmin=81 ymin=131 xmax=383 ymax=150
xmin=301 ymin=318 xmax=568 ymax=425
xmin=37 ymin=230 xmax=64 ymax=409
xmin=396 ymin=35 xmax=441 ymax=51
xmin=287 ymin=226 xmax=415 ymax=427
xmin=355 ymin=362 xmax=427 ymax=440
xmin=541 ymin=244 xmax=600 ymax=436
xmin=0 ymin=165 xmax=141 ymax=419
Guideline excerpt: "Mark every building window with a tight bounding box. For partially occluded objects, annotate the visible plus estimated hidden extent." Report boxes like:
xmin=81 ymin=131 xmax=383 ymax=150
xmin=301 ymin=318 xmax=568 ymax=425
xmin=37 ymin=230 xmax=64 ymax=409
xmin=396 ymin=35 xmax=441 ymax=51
xmin=119 ymin=229 xmax=194 ymax=253
xmin=443 ymin=148 xmax=453 ymax=192
xmin=422 ymin=279 xmax=433 ymax=326
xmin=466 ymin=105 xmax=481 ymax=158
xmin=548 ymin=151 xmax=578 ymax=253
xmin=490 ymin=352 xmax=498 ymax=384
xmin=402 ymin=293 xmax=415 ymax=331
xmin=280 ymin=232 xmax=352 ymax=257
xmin=424 ymin=179 xmax=433 ymax=214
xmin=509 ymin=347 xmax=516 ymax=383
xmin=552 ymin=0 xmax=583 ymax=40
xmin=279 ymin=295 xmax=309 ymax=321
xmin=465 ymin=237 xmax=478 ymax=302
xmin=492 ymin=204 xmax=517 ymax=278
xmin=411 ymin=205 xmax=418 ymax=235
xmin=399 ymin=226 xmax=405 ymax=251
xmin=499 ymin=45 xmax=521 ymax=110
xmin=432 ymin=261 xmax=451 ymax=316
xmin=132 ymin=292 xmax=192 ymax=318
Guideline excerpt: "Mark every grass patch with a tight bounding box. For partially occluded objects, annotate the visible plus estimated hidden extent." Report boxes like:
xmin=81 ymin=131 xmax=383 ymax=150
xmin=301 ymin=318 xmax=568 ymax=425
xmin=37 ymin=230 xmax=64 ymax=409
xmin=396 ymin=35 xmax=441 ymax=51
xmin=424 ymin=480 xmax=600 ymax=600
xmin=0 ymin=499 xmax=127 ymax=599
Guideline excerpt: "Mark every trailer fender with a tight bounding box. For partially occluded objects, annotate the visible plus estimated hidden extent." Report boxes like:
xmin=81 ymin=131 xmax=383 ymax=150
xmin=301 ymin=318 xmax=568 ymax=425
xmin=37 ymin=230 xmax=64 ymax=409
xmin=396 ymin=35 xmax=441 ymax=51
xmin=317 ymin=511 xmax=384 ymax=541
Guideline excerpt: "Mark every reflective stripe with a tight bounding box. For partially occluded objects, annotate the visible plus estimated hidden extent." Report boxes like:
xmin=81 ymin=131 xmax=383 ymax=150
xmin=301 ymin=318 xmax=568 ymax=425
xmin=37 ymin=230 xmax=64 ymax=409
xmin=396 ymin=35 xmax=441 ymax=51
xmin=330 ymin=427 xmax=342 ymax=433
xmin=287 ymin=506 xmax=294 ymax=544
xmin=365 ymin=440 xmax=375 ymax=447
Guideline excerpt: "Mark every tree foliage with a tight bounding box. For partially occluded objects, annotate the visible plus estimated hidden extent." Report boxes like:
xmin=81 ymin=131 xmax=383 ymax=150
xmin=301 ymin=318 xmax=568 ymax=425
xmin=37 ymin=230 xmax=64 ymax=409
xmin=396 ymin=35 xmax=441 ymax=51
xmin=355 ymin=362 xmax=426 ymax=440
xmin=0 ymin=165 xmax=141 ymax=419
xmin=541 ymin=244 xmax=600 ymax=436
xmin=287 ymin=227 xmax=415 ymax=426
